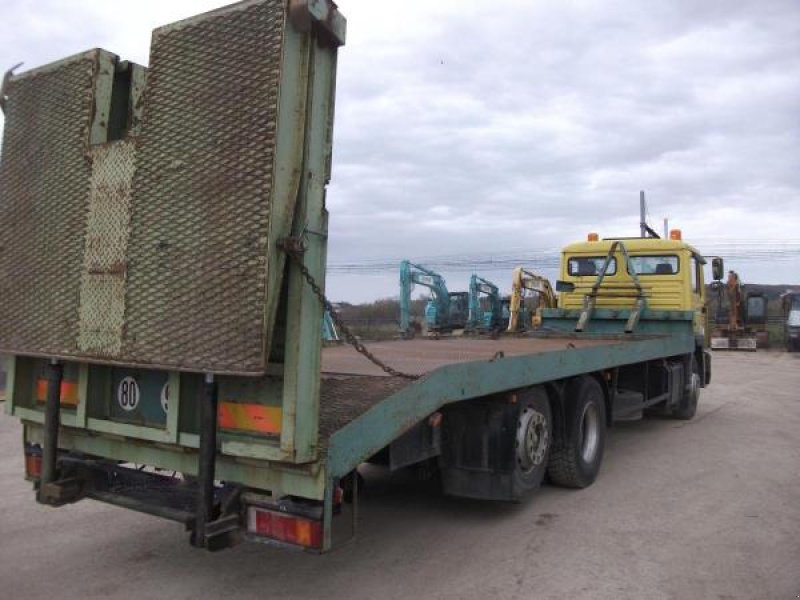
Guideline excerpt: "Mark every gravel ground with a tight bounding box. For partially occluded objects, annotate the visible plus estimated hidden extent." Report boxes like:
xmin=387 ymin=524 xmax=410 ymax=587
xmin=0 ymin=351 xmax=798 ymax=599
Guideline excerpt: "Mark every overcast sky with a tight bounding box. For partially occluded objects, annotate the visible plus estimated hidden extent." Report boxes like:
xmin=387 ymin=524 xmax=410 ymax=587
xmin=1 ymin=0 xmax=798 ymax=302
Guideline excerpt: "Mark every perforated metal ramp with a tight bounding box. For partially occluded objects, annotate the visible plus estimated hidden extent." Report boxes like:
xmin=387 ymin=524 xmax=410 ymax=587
xmin=318 ymin=376 xmax=410 ymax=446
xmin=0 ymin=0 xmax=301 ymax=375
xmin=0 ymin=53 xmax=98 ymax=356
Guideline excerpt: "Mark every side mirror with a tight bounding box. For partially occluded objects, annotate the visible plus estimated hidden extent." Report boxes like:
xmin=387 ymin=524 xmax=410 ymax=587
xmin=555 ymin=280 xmax=575 ymax=293
xmin=711 ymin=257 xmax=724 ymax=281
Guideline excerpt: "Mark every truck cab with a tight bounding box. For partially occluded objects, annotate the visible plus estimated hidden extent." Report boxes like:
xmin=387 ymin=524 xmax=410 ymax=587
xmin=557 ymin=233 xmax=707 ymax=342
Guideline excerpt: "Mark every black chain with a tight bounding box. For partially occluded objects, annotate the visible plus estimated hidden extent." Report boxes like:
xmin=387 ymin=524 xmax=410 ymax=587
xmin=282 ymin=244 xmax=419 ymax=380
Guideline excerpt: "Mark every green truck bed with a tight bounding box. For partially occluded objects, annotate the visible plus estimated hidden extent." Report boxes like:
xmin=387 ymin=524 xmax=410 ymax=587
xmin=319 ymin=322 xmax=694 ymax=480
xmin=0 ymin=0 xmax=703 ymax=553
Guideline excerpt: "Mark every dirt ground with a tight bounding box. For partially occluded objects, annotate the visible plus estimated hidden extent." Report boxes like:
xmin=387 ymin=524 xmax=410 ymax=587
xmin=0 ymin=351 xmax=798 ymax=600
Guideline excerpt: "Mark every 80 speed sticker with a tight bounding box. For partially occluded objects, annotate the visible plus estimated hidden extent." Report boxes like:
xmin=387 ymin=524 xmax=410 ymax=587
xmin=117 ymin=376 xmax=140 ymax=412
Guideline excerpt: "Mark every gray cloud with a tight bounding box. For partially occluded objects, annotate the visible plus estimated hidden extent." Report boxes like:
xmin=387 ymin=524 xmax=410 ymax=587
xmin=324 ymin=0 xmax=800 ymax=299
xmin=1 ymin=0 xmax=798 ymax=301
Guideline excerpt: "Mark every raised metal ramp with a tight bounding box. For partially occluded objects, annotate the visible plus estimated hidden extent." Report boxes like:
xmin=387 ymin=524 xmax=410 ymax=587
xmin=0 ymin=1 xmax=308 ymax=375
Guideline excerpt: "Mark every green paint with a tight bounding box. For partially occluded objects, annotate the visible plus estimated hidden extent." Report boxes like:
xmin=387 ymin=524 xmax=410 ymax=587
xmin=24 ymin=425 xmax=326 ymax=500
xmin=89 ymin=51 xmax=116 ymax=145
xmin=327 ymin=330 xmax=694 ymax=478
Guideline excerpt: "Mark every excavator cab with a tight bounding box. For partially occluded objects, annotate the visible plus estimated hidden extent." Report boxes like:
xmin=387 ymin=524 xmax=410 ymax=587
xmin=448 ymin=292 xmax=470 ymax=330
xmin=745 ymin=293 xmax=767 ymax=326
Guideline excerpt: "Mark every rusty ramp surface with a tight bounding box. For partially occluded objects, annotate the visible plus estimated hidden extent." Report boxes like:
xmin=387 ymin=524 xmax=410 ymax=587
xmin=318 ymin=376 xmax=410 ymax=447
xmin=321 ymin=335 xmax=621 ymax=377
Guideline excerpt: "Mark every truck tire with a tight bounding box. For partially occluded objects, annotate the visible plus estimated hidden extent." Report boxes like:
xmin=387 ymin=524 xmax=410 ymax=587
xmin=672 ymin=356 xmax=699 ymax=420
xmin=547 ymin=376 xmax=606 ymax=489
xmin=513 ymin=386 xmax=552 ymax=495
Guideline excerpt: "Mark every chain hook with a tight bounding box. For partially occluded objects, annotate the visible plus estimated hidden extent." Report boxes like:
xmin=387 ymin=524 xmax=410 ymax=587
xmin=0 ymin=62 xmax=23 ymax=113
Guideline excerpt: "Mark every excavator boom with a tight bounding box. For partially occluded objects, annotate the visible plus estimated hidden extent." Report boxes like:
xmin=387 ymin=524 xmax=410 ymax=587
xmin=507 ymin=267 xmax=557 ymax=333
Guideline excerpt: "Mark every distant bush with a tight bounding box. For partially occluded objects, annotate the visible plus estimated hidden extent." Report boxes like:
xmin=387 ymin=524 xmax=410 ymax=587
xmin=335 ymin=296 xmax=429 ymax=323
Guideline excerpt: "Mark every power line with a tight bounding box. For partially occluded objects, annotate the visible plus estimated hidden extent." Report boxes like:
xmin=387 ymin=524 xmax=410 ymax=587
xmin=328 ymin=240 xmax=800 ymax=276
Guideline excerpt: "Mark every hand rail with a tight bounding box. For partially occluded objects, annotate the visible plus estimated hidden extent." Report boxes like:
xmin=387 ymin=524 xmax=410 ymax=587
xmin=576 ymin=240 xmax=648 ymax=333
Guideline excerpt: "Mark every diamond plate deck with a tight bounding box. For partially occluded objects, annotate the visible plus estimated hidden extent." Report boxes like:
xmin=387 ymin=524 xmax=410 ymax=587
xmin=318 ymin=376 xmax=410 ymax=445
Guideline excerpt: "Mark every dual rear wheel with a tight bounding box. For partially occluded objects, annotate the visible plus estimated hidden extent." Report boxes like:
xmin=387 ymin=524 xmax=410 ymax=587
xmin=513 ymin=376 xmax=607 ymax=495
xmin=547 ymin=376 xmax=606 ymax=489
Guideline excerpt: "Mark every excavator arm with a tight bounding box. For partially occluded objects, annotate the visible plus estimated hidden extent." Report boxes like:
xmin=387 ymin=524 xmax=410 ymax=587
xmin=399 ymin=260 xmax=452 ymax=335
xmin=467 ymin=275 xmax=502 ymax=331
xmin=507 ymin=267 xmax=557 ymax=333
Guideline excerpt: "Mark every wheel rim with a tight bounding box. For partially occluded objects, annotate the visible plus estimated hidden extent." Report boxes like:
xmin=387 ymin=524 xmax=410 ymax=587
xmin=579 ymin=402 xmax=600 ymax=463
xmin=689 ymin=371 xmax=699 ymax=406
xmin=517 ymin=406 xmax=549 ymax=473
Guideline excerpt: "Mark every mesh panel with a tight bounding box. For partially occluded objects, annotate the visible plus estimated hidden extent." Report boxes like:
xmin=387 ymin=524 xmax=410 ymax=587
xmin=0 ymin=1 xmax=290 ymax=375
xmin=0 ymin=53 xmax=96 ymax=355
xmin=77 ymin=141 xmax=136 ymax=356
xmin=121 ymin=0 xmax=285 ymax=373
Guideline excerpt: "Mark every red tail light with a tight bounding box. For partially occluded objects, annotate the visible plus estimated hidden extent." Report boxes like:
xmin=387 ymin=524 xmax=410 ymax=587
xmin=24 ymin=444 xmax=42 ymax=480
xmin=247 ymin=507 xmax=322 ymax=549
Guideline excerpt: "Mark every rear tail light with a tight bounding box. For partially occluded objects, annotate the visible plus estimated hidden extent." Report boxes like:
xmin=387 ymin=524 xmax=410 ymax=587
xmin=24 ymin=444 xmax=42 ymax=480
xmin=35 ymin=379 xmax=79 ymax=407
xmin=247 ymin=507 xmax=322 ymax=549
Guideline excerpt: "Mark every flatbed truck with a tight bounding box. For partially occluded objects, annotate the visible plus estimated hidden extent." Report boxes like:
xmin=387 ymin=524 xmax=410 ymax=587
xmin=0 ymin=0 xmax=711 ymax=553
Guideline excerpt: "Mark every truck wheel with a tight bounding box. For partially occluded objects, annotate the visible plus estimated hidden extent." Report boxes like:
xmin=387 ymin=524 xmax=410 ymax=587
xmin=672 ymin=356 xmax=699 ymax=420
xmin=547 ymin=376 xmax=606 ymax=489
xmin=513 ymin=386 xmax=552 ymax=495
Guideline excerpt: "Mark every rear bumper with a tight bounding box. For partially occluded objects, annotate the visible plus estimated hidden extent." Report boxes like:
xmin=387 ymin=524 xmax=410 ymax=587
xmin=26 ymin=446 xmax=353 ymax=553
xmin=710 ymin=335 xmax=757 ymax=351
xmin=35 ymin=452 xmax=242 ymax=545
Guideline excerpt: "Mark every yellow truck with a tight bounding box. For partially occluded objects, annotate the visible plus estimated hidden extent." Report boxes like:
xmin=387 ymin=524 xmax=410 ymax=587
xmin=558 ymin=232 xmax=708 ymax=331
xmin=551 ymin=231 xmax=711 ymax=420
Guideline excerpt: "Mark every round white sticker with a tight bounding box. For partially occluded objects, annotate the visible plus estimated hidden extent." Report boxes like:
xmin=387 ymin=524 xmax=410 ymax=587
xmin=160 ymin=382 xmax=169 ymax=414
xmin=117 ymin=376 xmax=140 ymax=412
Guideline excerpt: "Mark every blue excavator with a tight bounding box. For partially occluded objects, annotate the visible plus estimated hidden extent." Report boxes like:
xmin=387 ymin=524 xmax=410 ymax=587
xmin=399 ymin=260 xmax=469 ymax=337
xmin=322 ymin=310 xmax=340 ymax=344
xmin=466 ymin=275 xmax=504 ymax=332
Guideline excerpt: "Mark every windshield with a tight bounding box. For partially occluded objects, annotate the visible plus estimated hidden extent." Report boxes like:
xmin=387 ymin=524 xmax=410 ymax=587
xmin=789 ymin=310 xmax=800 ymax=327
xmin=568 ymin=257 xmax=617 ymax=277
xmin=747 ymin=296 xmax=766 ymax=319
xmin=628 ymin=255 xmax=680 ymax=275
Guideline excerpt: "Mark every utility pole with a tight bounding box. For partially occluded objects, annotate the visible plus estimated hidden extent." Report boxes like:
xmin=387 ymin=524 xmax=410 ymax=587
xmin=663 ymin=218 xmax=669 ymax=239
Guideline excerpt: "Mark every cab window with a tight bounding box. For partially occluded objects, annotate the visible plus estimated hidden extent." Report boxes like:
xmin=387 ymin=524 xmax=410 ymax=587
xmin=568 ymin=257 xmax=617 ymax=277
xmin=691 ymin=256 xmax=702 ymax=294
xmin=628 ymin=255 xmax=679 ymax=275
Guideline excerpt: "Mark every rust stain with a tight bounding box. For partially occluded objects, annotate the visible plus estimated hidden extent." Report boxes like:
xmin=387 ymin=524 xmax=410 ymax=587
xmin=87 ymin=261 xmax=128 ymax=276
